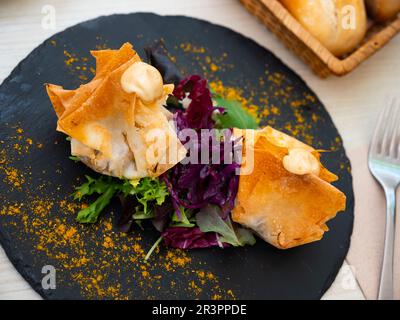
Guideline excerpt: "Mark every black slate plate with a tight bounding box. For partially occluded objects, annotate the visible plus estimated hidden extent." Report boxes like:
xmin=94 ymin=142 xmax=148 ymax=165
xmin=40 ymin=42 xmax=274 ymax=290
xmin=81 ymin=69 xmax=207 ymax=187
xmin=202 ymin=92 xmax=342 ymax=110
xmin=0 ymin=13 xmax=354 ymax=300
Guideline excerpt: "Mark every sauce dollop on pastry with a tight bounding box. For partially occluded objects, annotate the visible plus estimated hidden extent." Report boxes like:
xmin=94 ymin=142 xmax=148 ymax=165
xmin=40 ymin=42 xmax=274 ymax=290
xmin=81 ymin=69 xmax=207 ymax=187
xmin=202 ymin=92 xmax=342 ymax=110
xmin=283 ymin=148 xmax=320 ymax=176
xmin=121 ymin=61 xmax=164 ymax=104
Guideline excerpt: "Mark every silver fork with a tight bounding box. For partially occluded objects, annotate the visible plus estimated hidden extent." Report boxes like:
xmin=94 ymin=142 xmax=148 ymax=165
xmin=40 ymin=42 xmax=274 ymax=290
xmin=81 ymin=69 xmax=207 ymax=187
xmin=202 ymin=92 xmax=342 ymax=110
xmin=368 ymin=97 xmax=400 ymax=300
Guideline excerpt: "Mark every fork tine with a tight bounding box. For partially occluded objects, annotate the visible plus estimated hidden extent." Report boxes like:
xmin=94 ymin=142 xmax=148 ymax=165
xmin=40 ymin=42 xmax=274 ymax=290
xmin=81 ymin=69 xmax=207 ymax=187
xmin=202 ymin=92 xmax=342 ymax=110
xmin=370 ymin=97 xmax=394 ymax=156
xmin=396 ymin=126 xmax=400 ymax=160
xmin=382 ymin=97 xmax=397 ymax=156
xmin=388 ymin=98 xmax=400 ymax=159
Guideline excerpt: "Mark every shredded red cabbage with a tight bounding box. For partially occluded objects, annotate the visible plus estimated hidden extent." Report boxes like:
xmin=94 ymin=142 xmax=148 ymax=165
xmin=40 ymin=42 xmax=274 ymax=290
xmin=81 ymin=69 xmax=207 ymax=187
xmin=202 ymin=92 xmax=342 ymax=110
xmin=173 ymin=75 xmax=216 ymax=130
xmin=162 ymin=227 xmax=221 ymax=249
xmin=163 ymin=75 xmax=240 ymax=222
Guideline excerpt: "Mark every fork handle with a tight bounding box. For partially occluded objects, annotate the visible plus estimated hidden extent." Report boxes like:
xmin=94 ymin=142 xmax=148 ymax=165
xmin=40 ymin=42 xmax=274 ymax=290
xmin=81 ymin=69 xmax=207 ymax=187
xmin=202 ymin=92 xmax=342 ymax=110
xmin=378 ymin=187 xmax=396 ymax=300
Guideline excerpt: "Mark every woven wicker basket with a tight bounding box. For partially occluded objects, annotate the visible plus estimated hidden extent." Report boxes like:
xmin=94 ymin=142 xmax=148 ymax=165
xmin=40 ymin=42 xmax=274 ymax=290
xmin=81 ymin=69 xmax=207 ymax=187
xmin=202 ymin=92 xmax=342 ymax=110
xmin=240 ymin=0 xmax=400 ymax=77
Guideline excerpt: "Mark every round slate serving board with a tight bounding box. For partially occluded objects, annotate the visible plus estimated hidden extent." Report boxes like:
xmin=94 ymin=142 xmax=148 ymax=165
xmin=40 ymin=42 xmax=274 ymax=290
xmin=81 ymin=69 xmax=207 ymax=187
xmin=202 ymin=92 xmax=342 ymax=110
xmin=0 ymin=13 xmax=354 ymax=300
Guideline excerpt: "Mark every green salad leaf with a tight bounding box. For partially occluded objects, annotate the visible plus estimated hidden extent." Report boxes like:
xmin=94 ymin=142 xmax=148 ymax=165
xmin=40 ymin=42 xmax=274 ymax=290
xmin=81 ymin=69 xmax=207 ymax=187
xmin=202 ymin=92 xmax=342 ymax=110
xmin=69 ymin=155 xmax=80 ymax=162
xmin=76 ymin=186 xmax=117 ymax=223
xmin=133 ymin=178 xmax=169 ymax=214
xmin=213 ymin=96 xmax=258 ymax=129
xmin=132 ymin=211 xmax=156 ymax=220
xmin=73 ymin=176 xmax=169 ymax=224
xmin=171 ymin=207 xmax=195 ymax=228
xmin=196 ymin=205 xmax=256 ymax=247
xmin=74 ymin=175 xmax=113 ymax=201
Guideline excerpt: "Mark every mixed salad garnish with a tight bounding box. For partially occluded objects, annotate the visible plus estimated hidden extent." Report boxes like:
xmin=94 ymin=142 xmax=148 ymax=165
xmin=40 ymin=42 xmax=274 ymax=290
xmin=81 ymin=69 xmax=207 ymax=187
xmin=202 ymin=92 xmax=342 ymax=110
xmin=72 ymin=73 xmax=258 ymax=259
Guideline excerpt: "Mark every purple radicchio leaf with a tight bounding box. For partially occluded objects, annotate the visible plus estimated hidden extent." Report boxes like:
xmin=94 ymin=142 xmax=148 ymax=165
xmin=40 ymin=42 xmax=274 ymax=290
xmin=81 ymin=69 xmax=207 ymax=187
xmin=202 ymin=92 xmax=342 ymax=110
xmin=151 ymin=198 xmax=174 ymax=232
xmin=117 ymin=195 xmax=139 ymax=233
xmin=161 ymin=226 xmax=223 ymax=249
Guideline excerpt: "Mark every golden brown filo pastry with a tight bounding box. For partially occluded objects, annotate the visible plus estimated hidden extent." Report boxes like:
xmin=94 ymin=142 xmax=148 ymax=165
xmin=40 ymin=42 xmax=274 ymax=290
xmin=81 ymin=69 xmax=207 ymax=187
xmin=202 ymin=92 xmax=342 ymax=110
xmin=232 ymin=126 xmax=346 ymax=249
xmin=365 ymin=0 xmax=400 ymax=21
xmin=46 ymin=43 xmax=186 ymax=179
xmin=280 ymin=0 xmax=367 ymax=56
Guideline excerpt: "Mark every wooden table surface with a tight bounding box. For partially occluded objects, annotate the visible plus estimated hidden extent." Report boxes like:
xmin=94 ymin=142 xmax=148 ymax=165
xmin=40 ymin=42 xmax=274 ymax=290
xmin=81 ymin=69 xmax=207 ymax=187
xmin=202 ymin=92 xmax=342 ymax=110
xmin=3 ymin=0 xmax=399 ymax=300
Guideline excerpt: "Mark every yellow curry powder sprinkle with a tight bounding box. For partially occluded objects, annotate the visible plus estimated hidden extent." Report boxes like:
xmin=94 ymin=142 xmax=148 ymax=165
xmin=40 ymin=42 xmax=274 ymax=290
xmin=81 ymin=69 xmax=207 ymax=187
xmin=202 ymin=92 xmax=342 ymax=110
xmin=103 ymin=236 xmax=114 ymax=249
xmin=0 ymin=128 xmax=42 ymax=190
xmin=1 ymin=151 xmax=25 ymax=190
xmin=180 ymin=43 xmax=206 ymax=54
xmin=210 ymin=81 xmax=260 ymax=120
xmin=0 ymin=204 xmax=22 ymax=216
